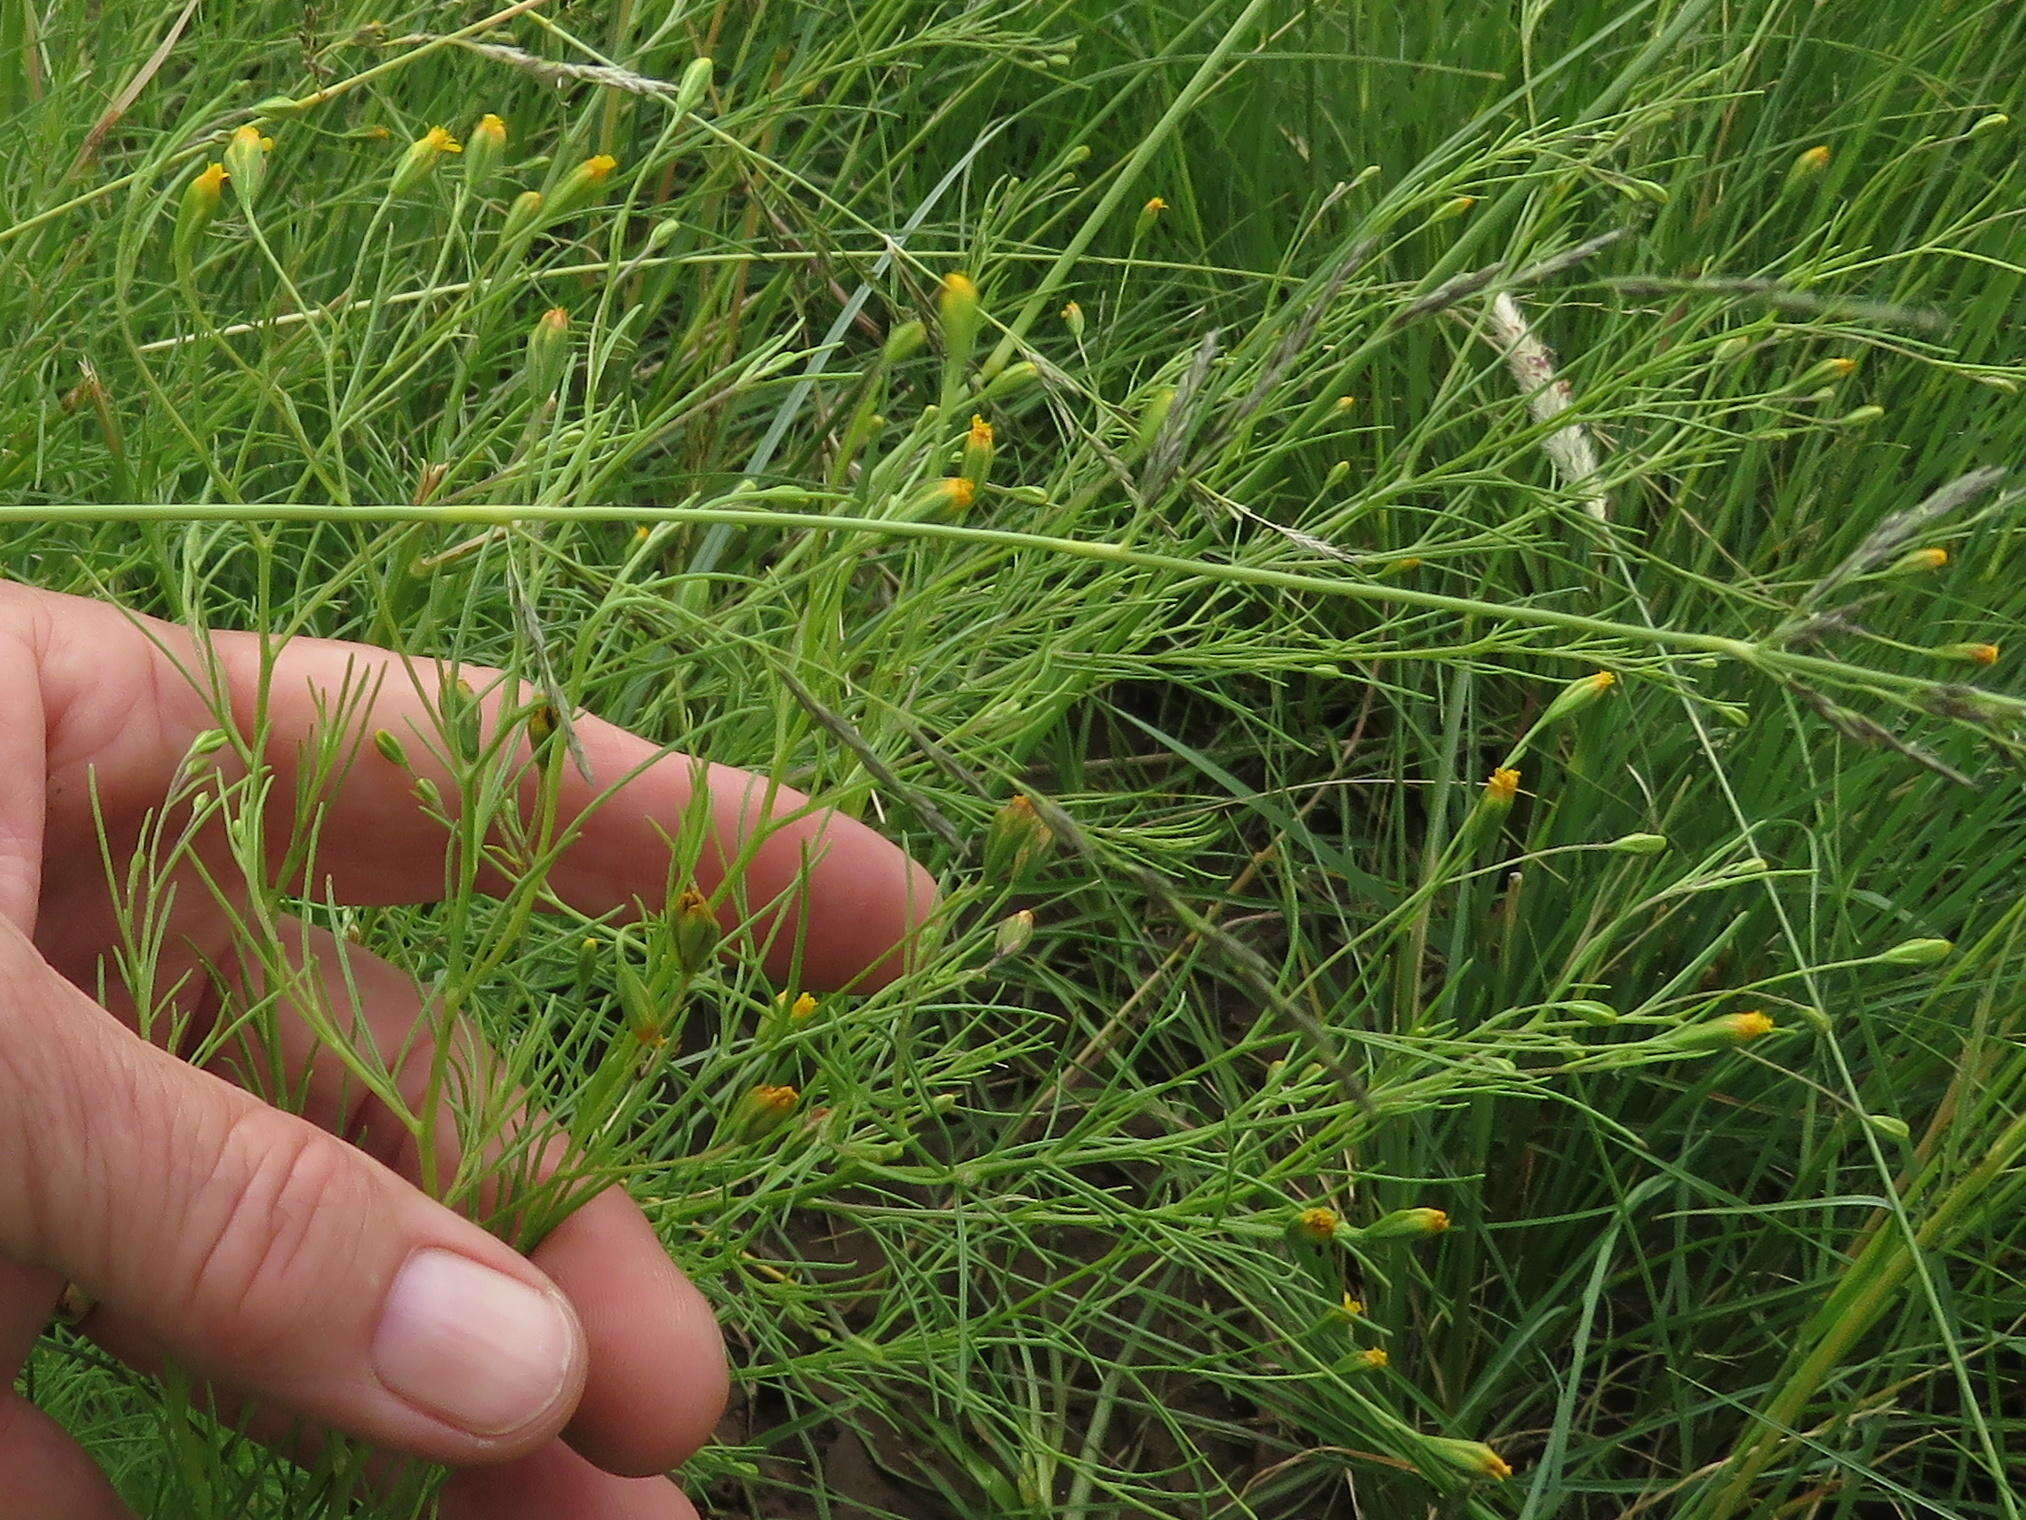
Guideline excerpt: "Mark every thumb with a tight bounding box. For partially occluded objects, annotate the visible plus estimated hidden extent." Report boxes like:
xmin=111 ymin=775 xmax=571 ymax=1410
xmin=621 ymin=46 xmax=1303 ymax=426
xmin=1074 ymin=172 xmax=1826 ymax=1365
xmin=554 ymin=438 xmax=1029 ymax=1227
xmin=0 ymin=922 xmax=587 ymax=1463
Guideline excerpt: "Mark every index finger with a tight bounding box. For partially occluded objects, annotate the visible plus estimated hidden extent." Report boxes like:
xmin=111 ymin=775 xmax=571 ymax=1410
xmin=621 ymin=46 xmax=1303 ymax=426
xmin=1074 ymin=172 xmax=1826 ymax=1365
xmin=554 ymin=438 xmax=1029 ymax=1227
xmin=207 ymin=630 xmax=938 ymax=991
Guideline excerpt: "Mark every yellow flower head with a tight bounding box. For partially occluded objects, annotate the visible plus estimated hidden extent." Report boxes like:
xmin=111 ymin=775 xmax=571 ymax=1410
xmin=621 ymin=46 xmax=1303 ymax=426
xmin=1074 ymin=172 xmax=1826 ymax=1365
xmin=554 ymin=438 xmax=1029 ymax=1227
xmin=1726 ymin=1010 xmax=1775 ymax=1042
xmin=420 ymin=125 xmax=462 ymax=154
xmin=752 ymin=1083 xmax=799 ymax=1116
xmin=790 ymin=992 xmax=819 ymax=1021
xmin=1796 ymin=144 xmax=1831 ymax=173
xmin=195 ymin=162 xmax=227 ymax=196
xmin=942 ymin=476 xmax=976 ymax=512
xmin=1587 ymin=670 xmax=1617 ymax=693
xmin=1142 ymin=195 xmax=1167 ymax=216
xmin=1486 ymin=767 xmax=1521 ymax=804
xmin=968 ymin=414 xmax=994 ymax=450
xmin=582 ymin=152 xmax=617 ymax=183
xmin=1359 ymin=1347 xmax=1390 ymax=1369
xmin=1294 ymin=1206 xmax=1342 ymax=1242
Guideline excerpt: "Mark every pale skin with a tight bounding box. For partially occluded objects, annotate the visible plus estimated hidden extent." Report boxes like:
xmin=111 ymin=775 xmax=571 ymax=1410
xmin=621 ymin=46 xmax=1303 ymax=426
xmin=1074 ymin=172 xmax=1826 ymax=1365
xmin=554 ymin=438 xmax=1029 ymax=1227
xmin=0 ymin=583 xmax=938 ymax=1518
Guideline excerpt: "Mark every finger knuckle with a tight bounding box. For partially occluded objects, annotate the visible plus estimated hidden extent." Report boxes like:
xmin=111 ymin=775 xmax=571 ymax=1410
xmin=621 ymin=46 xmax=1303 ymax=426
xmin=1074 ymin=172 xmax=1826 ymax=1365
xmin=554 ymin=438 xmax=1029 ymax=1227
xmin=181 ymin=1108 xmax=374 ymax=1361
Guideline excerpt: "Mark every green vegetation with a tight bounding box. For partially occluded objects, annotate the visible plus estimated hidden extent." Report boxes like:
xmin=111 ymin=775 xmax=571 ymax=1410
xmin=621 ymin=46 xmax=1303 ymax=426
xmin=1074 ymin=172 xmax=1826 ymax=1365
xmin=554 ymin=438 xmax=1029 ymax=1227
xmin=5 ymin=0 xmax=2023 ymax=1514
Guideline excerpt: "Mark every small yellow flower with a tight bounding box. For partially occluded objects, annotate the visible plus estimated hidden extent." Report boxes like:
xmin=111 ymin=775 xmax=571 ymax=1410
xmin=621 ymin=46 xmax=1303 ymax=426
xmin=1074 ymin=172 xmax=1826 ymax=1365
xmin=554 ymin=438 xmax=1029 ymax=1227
xmin=581 ymin=152 xmax=617 ymax=183
xmin=1293 ymin=1205 xmax=1342 ymax=1242
xmin=942 ymin=476 xmax=976 ymax=512
xmin=1143 ymin=196 xmax=1167 ymax=215
xmin=1486 ymin=767 xmax=1521 ymax=805
xmin=1726 ymin=1010 xmax=1775 ymax=1042
xmin=1935 ymin=641 xmax=2000 ymax=665
xmin=790 ymin=992 xmax=819 ymax=1021
xmin=752 ymin=1083 xmax=799 ymax=1116
xmin=1793 ymin=144 xmax=1831 ymax=177
xmin=1359 ymin=1347 xmax=1390 ymax=1369
xmin=968 ymin=414 xmax=994 ymax=451
xmin=1340 ymin=1293 xmax=1364 ymax=1318
xmin=1897 ymin=547 xmax=1948 ymax=572
xmin=422 ymin=125 xmax=461 ymax=154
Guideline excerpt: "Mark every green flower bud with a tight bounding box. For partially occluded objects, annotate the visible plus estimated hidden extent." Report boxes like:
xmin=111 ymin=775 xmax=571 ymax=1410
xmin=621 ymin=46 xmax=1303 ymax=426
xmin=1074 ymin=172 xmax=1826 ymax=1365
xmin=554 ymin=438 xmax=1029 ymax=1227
xmin=992 ymin=908 xmax=1036 ymax=960
xmin=982 ymin=795 xmax=1054 ymax=884
xmin=547 ymin=154 xmax=619 ymax=220
xmin=222 ymin=126 xmax=273 ymax=208
xmin=1608 ymin=832 xmax=1668 ymax=855
xmin=389 ymin=126 xmax=461 ymax=198
xmin=1417 ymin=1436 xmax=1513 ymax=1483
xmin=1539 ymin=670 xmax=1617 ymax=728
xmin=173 ymin=162 xmax=228 ymax=265
xmin=525 ymin=307 xmax=571 ymax=397
xmin=372 ymin=728 xmax=410 ymax=767
xmin=673 ymin=56 xmax=713 ymax=118
xmin=1356 ymin=1207 xmax=1450 ymax=1242
xmin=669 ymin=888 xmax=721 ymax=974
xmin=1866 ymin=1113 xmax=1911 ymax=1143
xmin=500 ymin=189 xmax=545 ymax=244
xmin=1877 ymin=937 xmax=1952 ymax=966
xmin=464 ymin=113 xmax=507 ymax=189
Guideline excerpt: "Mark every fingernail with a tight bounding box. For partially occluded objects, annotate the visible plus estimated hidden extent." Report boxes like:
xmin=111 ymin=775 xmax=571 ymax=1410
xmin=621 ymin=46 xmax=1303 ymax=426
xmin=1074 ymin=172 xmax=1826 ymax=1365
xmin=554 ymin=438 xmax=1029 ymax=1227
xmin=373 ymin=1248 xmax=580 ymax=1437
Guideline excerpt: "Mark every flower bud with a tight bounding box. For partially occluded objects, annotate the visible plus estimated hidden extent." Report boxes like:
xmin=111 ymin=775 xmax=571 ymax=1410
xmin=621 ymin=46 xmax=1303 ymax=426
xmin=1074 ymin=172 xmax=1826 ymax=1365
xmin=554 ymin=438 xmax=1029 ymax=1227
xmin=546 ymin=154 xmax=619 ymax=220
xmin=500 ymin=188 xmax=545 ymax=244
xmin=910 ymin=476 xmax=974 ymax=516
xmin=938 ymin=272 xmax=982 ymax=408
xmin=978 ymin=361 xmax=1038 ymax=402
xmin=1665 ymin=1011 xmax=1775 ymax=1051
xmin=464 ymin=113 xmax=507 ymax=189
xmin=1607 ymin=832 xmax=1668 ymax=855
xmin=526 ymin=700 xmax=558 ymax=749
xmin=1432 ymin=194 xmax=1476 ymax=222
xmin=1358 ymin=1207 xmax=1449 ymax=1242
xmin=882 ymin=318 xmax=927 ymax=365
xmin=1837 ymin=404 xmax=1884 ymax=428
xmin=1061 ymin=300 xmax=1085 ymax=339
xmin=1866 ymin=1113 xmax=1911 ymax=1143
xmin=673 ymin=56 xmax=713 ymax=118
xmin=1134 ymin=385 xmax=1176 ymax=455
xmin=372 ymin=728 xmax=410 ymax=767
xmin=174 ymin=163 xmax=228 ymax=265
xmin=1563 ymin=1000 xmax=1621 ymax=1026
xmin=982 ymin=794 xmax=1054 ymax=884
xmin=1888 ymin=546 xmax=1947 ymax=575
xmin=1877 ymin=937 xmax=1952 ymax=966
xmin=1540 ymin=670 xmax=1617 ymax=727
xmin=1786 ymin=143 xmax=1831 ymax=186
xmin=1289 ymin=1206 xmax=1344 ymax=1244
xmin=223 ymin=126 xmax=273 ymax=207
xmin=1418 ymin=1436 xmax=1513 ymax=1483
xmin=525 ymin=307 xmax=570 ymax=396
xmin=1932 ymin=642 xmax=1998 ymax=666
xmin=1482 ymin=767 xmax=1521 ymax=811
xmin=390 ymin=125 xmax=460 ymax=197
xmin=1969 ymin=112 xmax=2008 ymax=140
xmin=670 ymin=888 xmax=720 ymax=973
xmin=992 ymin=908 xmax=1036 ymax=960
xmin=960 ymin=413 xmax=995 ymax=487
xmin=737 ymin=1083 xmax=800 ymax=1137
xmin=1133 ymin=196 xmax=1166 ymax=239
xmin=1796 ymin=356 xmax=1858 ymax=389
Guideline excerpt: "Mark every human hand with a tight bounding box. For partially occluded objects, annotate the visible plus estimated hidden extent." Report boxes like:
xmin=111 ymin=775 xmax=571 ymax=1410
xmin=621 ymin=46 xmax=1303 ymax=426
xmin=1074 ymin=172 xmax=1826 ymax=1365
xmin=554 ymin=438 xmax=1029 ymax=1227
xmin=0 ymin=583 xmax=936 ymax=1518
